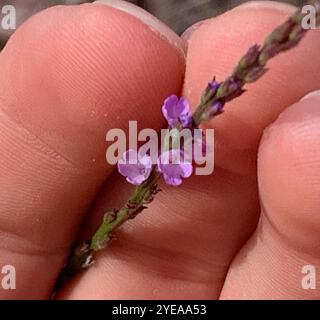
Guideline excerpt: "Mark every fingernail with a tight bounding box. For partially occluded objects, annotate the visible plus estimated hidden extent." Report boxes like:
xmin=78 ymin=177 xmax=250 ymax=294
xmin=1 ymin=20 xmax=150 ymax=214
xmin=93 ymin=0 xmax=186 ymax=56
xmin=301 ymin=90 xmax=320 ymax=101
xmin=237 ymin=1 xmax=296 ymax=13
xmin=181 ymin=19 xmax=208 ymax=42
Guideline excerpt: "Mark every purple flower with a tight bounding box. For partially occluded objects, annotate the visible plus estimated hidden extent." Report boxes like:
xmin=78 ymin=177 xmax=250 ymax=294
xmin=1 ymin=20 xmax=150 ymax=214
xmin=202 ymin=79 xmax=220 ymax=102
xmin=157 ymin=149 xmax=193 ymax=186
xmin=162 ymin=95 xmax=192 ymax=128
xmin=208 ymin=79 xmax=220 ymax=91
xmin=208 ymin=101 xmax=224 ymax=116
xmin=118 ymin=149 xmax=153 ymax=186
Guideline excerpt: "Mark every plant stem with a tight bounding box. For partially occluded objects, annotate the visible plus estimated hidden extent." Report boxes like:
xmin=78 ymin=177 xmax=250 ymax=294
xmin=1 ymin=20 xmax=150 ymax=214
xmin=55 ymin=170 xmax=161 ymax=289
xmin=90 ymin=170 xmax=161 ymax=251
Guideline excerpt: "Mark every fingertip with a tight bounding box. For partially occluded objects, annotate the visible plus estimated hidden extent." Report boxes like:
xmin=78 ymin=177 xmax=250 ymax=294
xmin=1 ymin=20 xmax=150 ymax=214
xmin=181 ymin=1 xmax=296 ymax=43
xmin=183 ymin=1 xmax=320 ymax=175
xmin=258 ymin=96 xmax=320 ymax=250
xmin=237 ymin=0 xmax=296 ymax=13
xmin=184 ymin=1 xmax=297 ymax=107
xmin=181 ymin=19 xmax=208 ymax=42
xmin=94 ymin=0 xmax=187 ymax=56
xmin=0 ymin=3 xmax=185 ymax=298
xmin=301 ymin=90 xmax=320 ymax=101
xmin=0 ymin=3 xmax=185 ymax=167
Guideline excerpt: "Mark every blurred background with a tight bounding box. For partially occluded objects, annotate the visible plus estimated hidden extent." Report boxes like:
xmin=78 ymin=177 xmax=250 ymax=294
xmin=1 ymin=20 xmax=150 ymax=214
xmin=0 ymin=0 xmax=308 ymax=49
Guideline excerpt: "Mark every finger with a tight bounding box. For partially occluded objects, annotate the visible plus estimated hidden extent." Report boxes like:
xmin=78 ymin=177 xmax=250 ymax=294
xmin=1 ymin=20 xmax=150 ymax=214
xmin=184 ymin=1 xmax=319 ymax=174
xmin=58 ymin=1 xmax=320 ymax=299
xmin=0 ymin=1 xmax=185 ymax=299
xmin=220 ymin=94 xmax=320 ymax=299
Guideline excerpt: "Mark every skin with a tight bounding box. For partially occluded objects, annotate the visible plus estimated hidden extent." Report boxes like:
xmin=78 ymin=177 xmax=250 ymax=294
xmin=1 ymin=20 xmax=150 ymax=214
xmin=0 ymin=0 xmax=319 ymax=300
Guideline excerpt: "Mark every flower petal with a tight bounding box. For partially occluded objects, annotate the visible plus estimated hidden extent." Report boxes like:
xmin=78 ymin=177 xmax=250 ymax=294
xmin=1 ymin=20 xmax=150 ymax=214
xmin=163 ymin=174 xmax=182 ymax=186
xmin=162 ymin=95 xmax=179 ymax=121
xmin=176 ymin=98 xmax=190 ymax=116
xmin=179 ymin=114 xmax=192 ymax=128
xmin=138 ymin=153 xmax=153 ymax=168
xmin=127 ymin=175 xmax=147 ymax=186
xmin=118 ymin=149 xmax=152 ymax=186
xmin=180 ymin=163 xmax=193 ymax=178
xmin=158 ymin=149 xmax=193 ymax=186
xmin=122 ymin=149 xmax=138 ymax=164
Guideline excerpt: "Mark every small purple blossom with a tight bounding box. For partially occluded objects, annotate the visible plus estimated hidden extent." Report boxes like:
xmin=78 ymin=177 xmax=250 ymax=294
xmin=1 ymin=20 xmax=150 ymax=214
xmin=118 ymin=149 xmax=153 ymax=186
xmin=157 ymin=149 xmax=193 ymax=186
xmin=202 ymin=79 xmax=220 ymax=102
xmin=208 ymin=79 xmax=220 ymax=91
xmin=162 ymin=95 xmax=192 ymax=128
xmin=209 ymin=101 xmax=224 ymax=116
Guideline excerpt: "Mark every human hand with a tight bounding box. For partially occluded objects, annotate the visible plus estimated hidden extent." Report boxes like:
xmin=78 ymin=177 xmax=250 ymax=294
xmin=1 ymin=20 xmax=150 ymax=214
xmin=0 ymin=0 xmax=319 ymax=300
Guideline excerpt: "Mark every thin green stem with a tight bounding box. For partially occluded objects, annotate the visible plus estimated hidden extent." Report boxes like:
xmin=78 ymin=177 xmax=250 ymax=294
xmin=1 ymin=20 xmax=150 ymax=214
xmin=90 ymin=170 xmax=161 ymax=251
